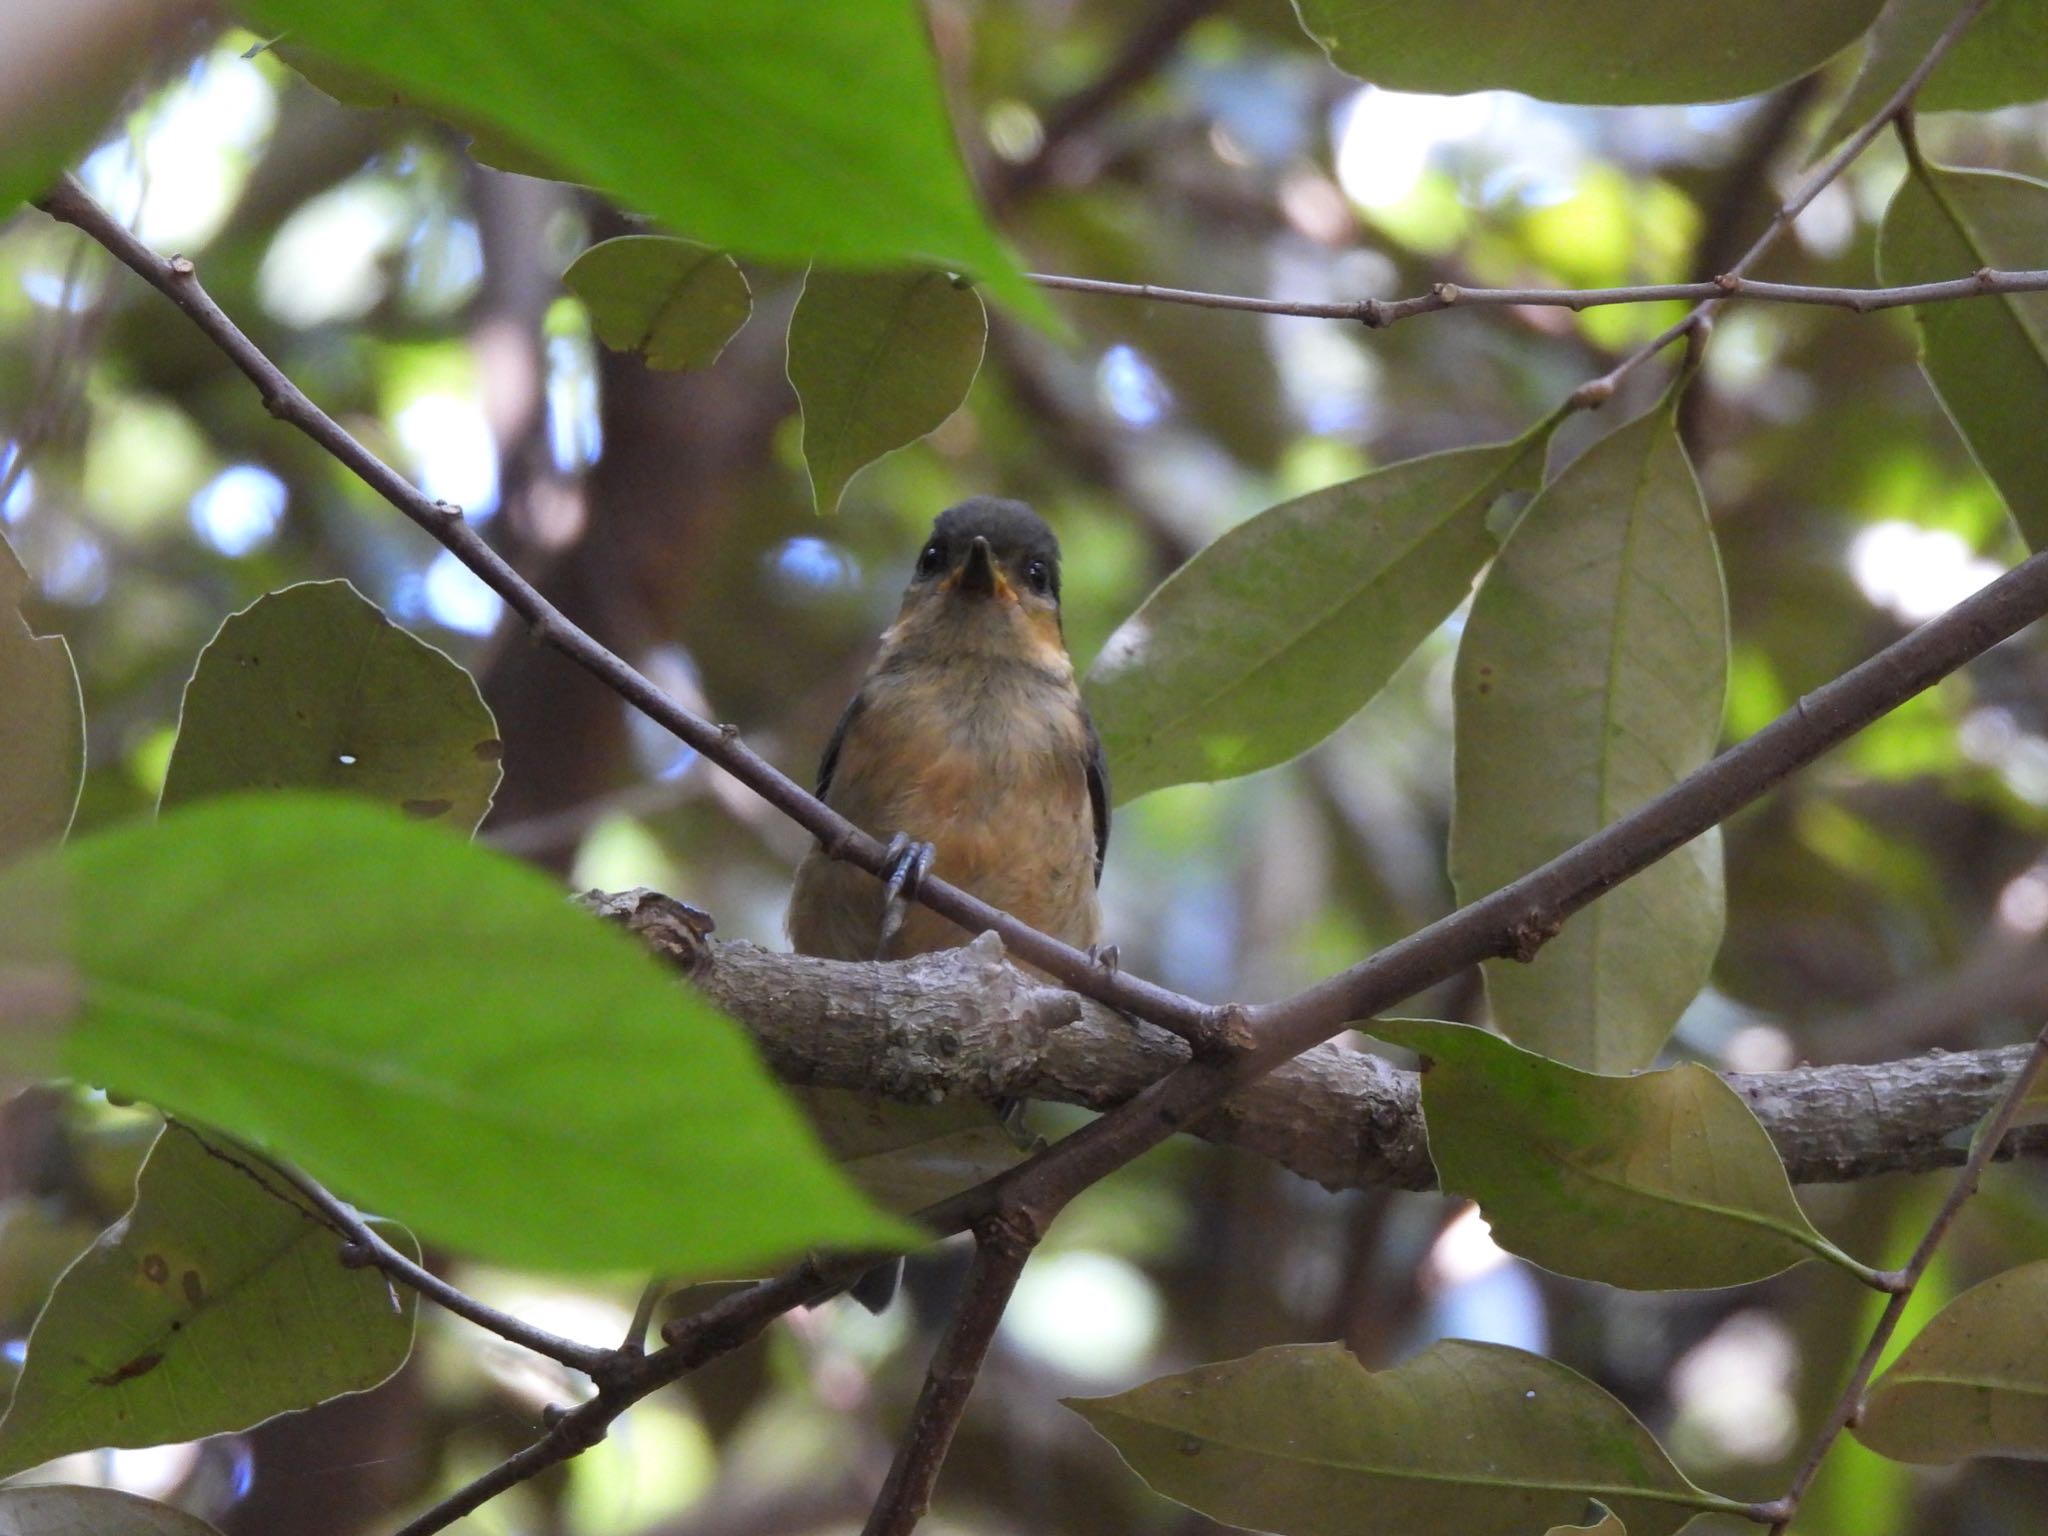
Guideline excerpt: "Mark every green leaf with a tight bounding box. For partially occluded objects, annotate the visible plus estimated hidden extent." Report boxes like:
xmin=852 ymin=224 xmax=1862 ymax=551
xmin=0 ymin=793 xmax=920 ymax=1275
xmin=0 ymin=1122 xmax=415 ymax=1478
xmin=159 ymin=581 xmax=502 ymax=834
xmin=1067 ymin=1339 xmax=1740 ymax=1536
xmin=1086 ymin=425 xmax=1555 ymax=805
xmin=0 ymin=531 xmax=83 ymax=864
xmin=1856 ymin=1259 xmax=2048 ymax=1462
xmin=0 ymin=1485 xmax=225 ymax=1536
xmin=1450 ymin=397 xmax=1728 ymax=1072
xmin=1373 ymin=1020 xmax=1867 ymax=1289
xmin=787 ymin=269 xmax=987 ymax=516
xmin=1877 ymin=157 xmax=2048 ymax=551
xmin=1816 ymin=0 xmax=2048 ymax=150
xmin=564 ymin=236 xmax=753 ymax=372
xmin=234 ymin=0 xmax=1043 ymax=320
xmin=796 ymin=1087 xmax=1031 ymax=1212
xmin=1291 ymin=0 xmax=1885 ymax=105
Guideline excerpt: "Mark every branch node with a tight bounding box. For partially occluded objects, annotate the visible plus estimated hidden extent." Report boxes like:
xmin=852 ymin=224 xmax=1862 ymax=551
xmin=1974 ymin=265 xmax=1996 ymax=286
xmin=1713 ymin=272 xmax=1740 ymax=294
xmin=1503 ymin=913 xmax=1563 ymax=964
xmin=717 ymin=722 xmax=740 ymax=741
xmin=336 ymin=1240 xmax=375 ymax=1269
xmin=1432 ymin=281 xmax=1461 ymax=305
xmin=1194 ymin=1002 xmax=1257 ymax=1057
xmin=167 ymin=255 xmax=195 ymax=278
xmin=432 ymin=499 xmax=464 ymax=521
xmin=1357 ymin=297 xmax=1385 ymax=328
xmin=1569 ymin=377 xmax=1615 ymax=410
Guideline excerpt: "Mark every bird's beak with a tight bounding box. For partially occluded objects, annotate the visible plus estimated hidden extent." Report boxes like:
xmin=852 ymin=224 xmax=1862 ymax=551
xmin=952 ymin=535 xmax=1004 ymax=600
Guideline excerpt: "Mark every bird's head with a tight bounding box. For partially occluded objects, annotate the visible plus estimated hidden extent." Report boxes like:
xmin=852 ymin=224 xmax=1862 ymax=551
xmin=885 ymin=497 xmax=1068 ymax=668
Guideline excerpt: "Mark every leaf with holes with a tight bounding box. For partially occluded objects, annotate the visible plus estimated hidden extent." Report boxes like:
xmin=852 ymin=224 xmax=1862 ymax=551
xmin=0 ymin=1122 xmax=416 ymax=1477
xmin=787 ymin=269 xmax=986 ymax=516
xmin=1878 ymin=157 xmax=2048 ymax=550
xmin=1068 ymin=1340 xmax=1741 ymax=1536
xmin=159 ymin=581 xmax=502 ymax=833
xmin=1086 ymin=423 xmax=1554 ymax=804
xmin=1857 ymin=1260 xmax=2048 ymax=1462
xmin=0 ymin=1485 xmax=226 ymax=1536
xmin=1450 ymin=395 xmax=1728 ymax=1072
xmin=565 ymin=235 xmax=752 ymax=371
xmin=1291 ymin=0 xmax=1885 ymax=105
xmin=1373 ymin=1020 xmax=1864 ymax=1289
xmin=0 ymin=531 xmax=82 ymax=864
xmin=236 ymin=0 xmax=1041 ymax=318
xmin=0 ymin=793 xmax=920 ymax=1275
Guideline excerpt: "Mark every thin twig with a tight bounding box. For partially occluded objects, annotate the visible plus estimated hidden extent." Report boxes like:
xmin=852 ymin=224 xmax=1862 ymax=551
xmin=271 ymin=1160 xmax=617 ymax=1376
xmin=1026 ymin=265 xmax=2048 ymax=327
xmin=1754 ymin=1021 xmax=2048 ymax=1533
xmin=1570 ymin=0 xmax=1997 ymax=408
xmin=861 ymin=1215 xmax=1039 ymax=1536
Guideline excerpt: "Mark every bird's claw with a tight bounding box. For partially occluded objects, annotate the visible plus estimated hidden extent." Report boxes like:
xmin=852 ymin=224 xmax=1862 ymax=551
xmin=875 ymin=833 xmax=936 ymax=959
xmin=1089 ymin=941 xmax=1121 ymax=975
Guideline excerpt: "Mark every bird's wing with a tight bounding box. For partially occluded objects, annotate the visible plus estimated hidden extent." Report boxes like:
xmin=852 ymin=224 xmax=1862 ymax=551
xmin=1084 ymin=711 xmax=1111 ymax=885
xmin=814 ymin=691 xmax=866 ymax=800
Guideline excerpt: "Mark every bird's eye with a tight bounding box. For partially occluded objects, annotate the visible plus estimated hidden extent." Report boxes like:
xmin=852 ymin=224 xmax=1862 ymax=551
xmin=1026 ymin=558 xmax=1053 ymax=596
xmin=916 ymin=543 xmax=944 ymax=578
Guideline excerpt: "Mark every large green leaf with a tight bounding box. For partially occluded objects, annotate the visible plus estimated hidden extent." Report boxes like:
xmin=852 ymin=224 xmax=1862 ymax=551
xmin=0 ymin=532 xmax=83 ymax=864
xmin=0 ymin=1485 xmax=225 ymax=1536
xmin=159 ymin=581 xmax=502 ymax=834
xmin=1067 ymin=1340 xmax=1741 ymax=1536
xmin=1373 ymin=1021 xmax=1863 ymax=1289
xmin=232 ymin=0 xmax=1041 ymax=318
xmin=1291 ymin=0 xmax=1885 ymax=105
xmin=564 ymin=236 xmax=753 ymax=372
xmin=1450 ymin=397 xmax=1727 ymax=1072
xmin=1086 ymin=426 xmax=1553 ymax=805
xmin=0 ymin=1123 xmax=415 ymax=1477
xmin=0 ymin=793 xmax=919 ymax=1275
xmin=787 ymin=268 xmax=987 ymax=516
xmin=1877 ymin=159 xmax=2048 ymax=550
xmin=1817 ymin=0 xmax=2048 ymax=150
xmin=1857 ymin=1260 xmax=2048 ymax=1462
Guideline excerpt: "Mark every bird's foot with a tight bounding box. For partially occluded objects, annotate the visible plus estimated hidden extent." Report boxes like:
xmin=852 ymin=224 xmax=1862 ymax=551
xmin=1088 ymin=941 xmax=1121 ymax=976
xmin=874 ymin=833 xmax=937 ymax=959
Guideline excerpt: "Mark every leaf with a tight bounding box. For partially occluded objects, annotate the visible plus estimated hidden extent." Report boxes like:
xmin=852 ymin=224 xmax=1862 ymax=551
xmin=0 ymin=531 xmax=83 ymax=864
xmin=1067 ymin=1339 xmax=1740 ymax=1536
xmin=0 ymin=1485 xmax=225 ymax=1536
xmin=0 ymin=1123 xmax=415 ymax=1477
xmin=1290 ymin=0 xmax=1886 ymax=105
xmin=0 ymin=793 xmax=920 ymax=1275
xmin=787 ymin=269 xmax=987 ymax=516
xmin=1372 ymin=1020 xmax=1863 ymax=1289
xmin=797 ymin=1088 xmax=1031 ymax=1212
xmin=1450 ymin=397 xmax=1728 ymax=1072
xmin=1856 ymin=1259 xmax=2048 ymax=1462
xmin=235 ymin=0 xmax=1043 ymax=320
xmin=1815 ymin=0 xmax=2048 ymax=151
xmin=159 ymin=581 xmax=502 ymax=834
xmin=1085 ymin=425 xmax=1555 ymax=805
xmin=563 ymin=236 xmax=753 ymax=372
xmin=1877 ymin=157 xmax=2048 ymax=551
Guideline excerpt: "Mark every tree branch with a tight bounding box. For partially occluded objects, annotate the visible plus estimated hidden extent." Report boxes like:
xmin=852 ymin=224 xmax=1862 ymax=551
xmin=1025 ymin=265 xmax=2048 ymax=327
xmin=1756 ymin=1020 xmax=2048 ymax=1532
xmin=586 ymin=888 xmax=2048 ymax=1192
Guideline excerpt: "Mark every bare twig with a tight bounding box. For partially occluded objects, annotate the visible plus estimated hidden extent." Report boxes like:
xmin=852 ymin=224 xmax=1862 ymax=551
xmin=861 ymin=1216 xmax=1038 ymax=1536
xmin=270 ymin=1159 xmax=616 ymax=1376
xmin=1026 ymin=265 xmax=2048 ymax=327
xmin=1570 ymin=0 xmax=1996 ymax=408
xmin=1754 ymin=1022 xmax=2048 ymax=1533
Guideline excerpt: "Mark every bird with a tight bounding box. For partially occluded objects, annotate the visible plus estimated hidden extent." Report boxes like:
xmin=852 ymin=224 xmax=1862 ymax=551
xmin=786 ymin=496 xmax=1111 ymax=1310
xmin=788 ymin=495 xmax=1109 ymax=968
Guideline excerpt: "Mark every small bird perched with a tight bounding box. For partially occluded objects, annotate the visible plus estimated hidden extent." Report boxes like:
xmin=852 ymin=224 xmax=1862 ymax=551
xmin=787 ymin=497 xmax=1110 ymax=1311
xmin=788 ymin=496 xmax=1109 ymax=967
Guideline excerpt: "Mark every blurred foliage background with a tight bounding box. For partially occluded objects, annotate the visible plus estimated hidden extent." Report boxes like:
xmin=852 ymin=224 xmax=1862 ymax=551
xmin=4 ymin=2 xmax=2048 ymax=1532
